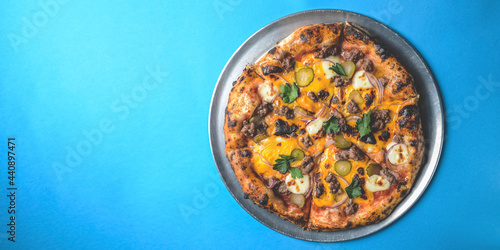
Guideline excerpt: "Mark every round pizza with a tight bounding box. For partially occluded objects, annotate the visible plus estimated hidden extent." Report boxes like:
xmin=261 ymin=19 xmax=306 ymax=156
xmin=223 ymin=22 xmax=424 ymax=231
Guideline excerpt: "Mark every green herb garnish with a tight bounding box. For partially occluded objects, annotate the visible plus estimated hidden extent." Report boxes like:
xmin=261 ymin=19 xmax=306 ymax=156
xmin=356 ymin=110 xmax=372 ymax=138
xmin=345 ymin=179 xmax=363 ymax=199
xmin=280 ymin=82 xmax=299 ymax=104
xmin=329 ymin=63 xmax=347 ymax=76
xmin=272 ymin=154 xmax=303 ymax=179
xmin=323 ymin=116 xmax=340 ymax=134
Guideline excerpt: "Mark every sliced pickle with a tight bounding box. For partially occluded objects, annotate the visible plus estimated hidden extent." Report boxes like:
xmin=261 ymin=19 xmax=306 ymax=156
xmin=341 ymin=61 xmax=356 ymax=79
xmin=349 ymin=90 xmax=364 ymax=105
xmin=366 ymin=163 xmax=382 ymax=176
xmin=334 ymin=160 xmax=352 ymax=176
xmin=290 ymin=193 xmax=305 ymax=208
xmin=334 ymin=134 xmax=352 ymax=149
xmin=295 ymin=67 xmax=314 ymax=87
xmin=253 ymin=134 xmax=269 ymax=144
xmin=249 ymin=116 xmax=261 ymax=123
xmin=291 ymin=148 xmax=305 ymax=161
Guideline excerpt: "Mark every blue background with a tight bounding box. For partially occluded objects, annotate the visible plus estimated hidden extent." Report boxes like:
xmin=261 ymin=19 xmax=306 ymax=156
xmin=0 ymin=0 xmax=499 ymax=249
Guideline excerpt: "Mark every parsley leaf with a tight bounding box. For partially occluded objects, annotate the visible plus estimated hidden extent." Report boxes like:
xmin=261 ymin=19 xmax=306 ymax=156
xmin=272 ymin=154 xmax=303 ymax=179
xmin=329 ymin=63 xmax=347 ymax=76
xmin=289 ymin=167 xmax=303 ymax=179
xmin=272 ymin=154 xmax=295 ymax=174
xmin=323 ymin=116 xmax=340 ymax=134
xmin=345 ymin=179 xmax=363 ymax=199
xmin=280 ymin=82 xmax=299 ymax=103
xmin=356 ymin=110 xmax=372 ymax=138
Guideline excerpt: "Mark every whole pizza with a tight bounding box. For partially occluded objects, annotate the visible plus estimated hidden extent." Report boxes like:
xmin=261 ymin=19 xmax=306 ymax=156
xmin=223 ymin=22 xmax=424 ymax=231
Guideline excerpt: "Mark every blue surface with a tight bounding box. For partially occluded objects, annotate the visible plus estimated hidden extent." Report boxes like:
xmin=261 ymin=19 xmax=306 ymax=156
xmin=0 ymin=0 xmax=499 ymax=249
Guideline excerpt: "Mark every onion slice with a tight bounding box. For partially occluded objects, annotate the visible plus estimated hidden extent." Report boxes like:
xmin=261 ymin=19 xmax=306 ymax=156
xmin=270 ymin=73 xmax=290 ymax=84
xmin=294 ymin=106 xmax=314 ymax=118
xmin=315 ymin=106 xmax=327 ymax=118
xmin=385 ymin=143 xmax=404 ymax=168
xmin=255 ymin=152 xmax=273 ymax=168
xmin=323 ymin=175 xmax=350 ymax=209
xmin=265 ymin=178 xmax=276 ymax=189
xmin=365 ymin=72 xmax=384 ymax=104
xmin=324 ymin=139 xmax=335 ymax=148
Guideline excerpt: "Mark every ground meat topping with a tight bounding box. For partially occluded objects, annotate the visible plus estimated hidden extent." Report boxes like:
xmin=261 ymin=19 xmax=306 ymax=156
xmin=331 ymin=109 xmax=346 ymax=126
xmin=299 ymin=136 xmax=313 ymax=148
xmin=380 ymin=168 xmax=397 ymax=183
xmin=277 ymin=181 xmax=290 ymax=195
xmin=331 ymin=95 xmax=339 ymax=104
xmin=347 ymin=100 xmax=361 ymax=114
xmin=275 ymin=106 xmax=294 ymax=120
xmin=324 ymin=173 xmax=343 ymax=195
xmin=379 ymin=77 xmax=389 ymax=87
xmin=341 ymin=48 xmax=364 ymax=62
xmin=307 ymin=91 xmax=318 ymax=102
xmin=255 ymin=102 xmax=273 ymax=117
xmin=274 ymin=119 xmax=297 ymax=136
xmin=393 ymin=134 xmax=404 ymax=143
xmin=318 ymin=89 xmax=329 ymax=100
xmin=315 ymin=183 xmax=325 ymax=198
xmin=348 ymin=146 xmax=364 ymax=161
xmin=281 ymin=52 xmax=295 ymax=72
xmin=332 ymin=75 xmax=350 ymax=87
xmin=300 ymin=156 xmax=314 ymax=174
xmin=364 ymin=93 xmax=373 ymax=107
xmin=298 ymin=129 xmax=306 ymax=135
xmin=241 ymin=119 xmax=268 ymax=138
xmin=315 ymin=45 xmax=338 ymax=59
xmin=357 ymin=167 xmax=364 ymax=175
xmin=360 ymin=58 xmax=374 ymax=72
xmin=335 ymin=150 xmax=350 ymax=161
xmin=344 ymin=199 xmax=359 ymax=215
xmin=370 ymin=109 xmax=391 ymax=131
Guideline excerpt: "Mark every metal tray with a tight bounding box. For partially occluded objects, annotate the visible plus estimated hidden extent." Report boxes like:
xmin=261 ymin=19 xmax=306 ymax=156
xmin=209 ymin=9 xmax=444 ymax=242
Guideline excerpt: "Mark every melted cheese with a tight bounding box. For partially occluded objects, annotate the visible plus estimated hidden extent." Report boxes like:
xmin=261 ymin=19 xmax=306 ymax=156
xmin=366 ymin=174 xmax=390 ymax=192
xmin=257 ymin=80 xmax=278 ymax=103
xmin=352 ymin=70 xmax=373 ymax=89
xmin=250 ymin=136 xmax=299 ymax=179
xmin=386 ymin=142 xmax=409 ymax=165
xmin=286 ymin=174 xmax=310 ymax=194
xmin=306 ymin=118 xmax=328 ymax=135
xmin=321 ymin=56 xmax=341 ymax=79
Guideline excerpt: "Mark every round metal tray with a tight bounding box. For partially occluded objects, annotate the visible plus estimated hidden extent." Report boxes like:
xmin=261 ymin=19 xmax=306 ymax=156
xmin=209 ymin=9 xmax=444 ymax=242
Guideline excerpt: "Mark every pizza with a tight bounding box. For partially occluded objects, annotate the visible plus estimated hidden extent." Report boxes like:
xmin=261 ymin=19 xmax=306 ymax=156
xmin=223 ymin=22 xmax=424 ymax=231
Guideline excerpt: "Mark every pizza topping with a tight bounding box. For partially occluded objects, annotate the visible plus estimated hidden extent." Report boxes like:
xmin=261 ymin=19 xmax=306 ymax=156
xmin=359 ymin=58 xmax=374 ymax=73
xmin=241 ymin=119 xmax=268 ymax=138
xmin=253 ymin=134 xmax=269 ymax=144
xmin=360 ymin=133 xmax=377 ymax=144
xmin=298 ymin=135 xmax=313 ymax=148
xmin=255 ymin=102 xmax=273 ymax=117
xmin=344 ymin=178 xmax=363 ymax=199
xmin=280 ymin=82 xmax=299 ymax=103
xmin=349 ymin=90 xmax=364 ymax=105
xmin=317 ymin=89 xmax=329 ymax=100
xmin=370 ymin=109 xmax=391 ymax=131
xmin=281 ymin=52 xmax=295 ymax=72
xmin=307 ymin=91 xmax=318 ymax=102
xmin=261 ymin=65 xmax=283 ymax=75
xmin=277 ymin=181 xmax=291 ymax=195
xmin=257 ymin=82 xmax=279 ymax=103
xmin=332 ymin=75 xmax=350 ymax=87
xmin=347 ymin=100 xmax=361 ymax=114
xmin=380 ymin=168 xmax=397 ymax=184
xmin=295 ymin=67 xmax=314 ymax=87
xmin=290 ymin=148 xmax=305 ymax=161
xmin=365 ymin=174 xmax=391 ymax=192
xmin=299 ymin=155 xmax=315 ymax=174
xmin=321 ymin=56 xmax=342 ymax=79
xmin=294 ymin=106 xmax=314 ymax=118
xmin=366 ymin=72 xmax=385 ymax=104
xmin=356 ymin=110 xmax=372 ymax=137
xmin=329 ymin=63 xmax=347 ymax=76
xmin=341 ymin=48 xmax=364 ymax=62
xmin=331 ymin=95 xmax=339 ymax=104
xmin=366 ymin=163 xmax=382 ymax=177
xmin=334 ymin=134 xmax=352 ymax=149
xmin=275 ymin=106 xmax=295 ymax=120
xmin=352 ymin=70 xmax=373 ymax=90
xmin=334 ymin=160 xmax=352 ymax=176
xmin=344 ymin=199 xmax=359 ymax=215
xmin=324 ymin=173 xmax=343 ymax=195
xmin=274 ymin=119 xmax=298 ymax=136
xmin=364 ymin=93 xmax=373 ymax=107
xmin=307 ymin=117 xmax=328 ymax=135
xmin=386 ymin=142 xmax=409 ymax=165
xmin=381 ymin=130 xmax=390 ymax=141
xmin=315 ymin=183 xmax=325 ymax=198
xmin=322 ymin=116 xmax=341 ymax=135
xmin=290 ymin=193 xmax=305 ymax=208
xmin=315 ymin=45 xmax=338 ymax=59
xmin=286 ymin=174 xmax=310 ymax=194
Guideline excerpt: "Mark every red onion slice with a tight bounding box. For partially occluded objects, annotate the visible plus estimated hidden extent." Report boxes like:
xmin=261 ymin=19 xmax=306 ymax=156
xmin=314 ymin=106 xmax=326 ymax=118
xmin=313 ymin=150 xmax=323 ymax=158
xmin=255 ymin=152 xmax=273 ymax=168
xmin=265 ymin=178 xmax=276 ymax=189
xmin=294 ymin=107 xmax=314 ymax=118
xmin=270 ymin=73 xmax=290 ymax=84
xmin=323 ymin=194 xmax=348 ymax=209
xmin=324 ymin=139 xmax=335 ymax=148
xmin=365 ymin=72 xmax=384 ymax=104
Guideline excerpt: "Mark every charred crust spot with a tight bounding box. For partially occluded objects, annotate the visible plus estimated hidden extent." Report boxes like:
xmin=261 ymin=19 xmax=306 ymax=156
xmin=389 ymin=197 xmax=393 ymax=202
xmin=243 ymin=193 xmax=249 ymax=199
xmin=300 ymin=34 xmax=308 ymax=43
xmin=398 ymin=105 xmax=420 ymax=130
xmin=268 ymin=47 xmax=276 ymax=55
xmin=298 ymin=129 xmax=306 ymax=135
xmin=374 ymin=43 xmax=390 ymax=60
xmin=228 ymin=120 xmax=237 ymax=127
xmin=398 ymin=181 xmax=407 ymax=191
xmin=357 ymin=167 xmax=364 ymax=175
xmin=346 ymin=221 xmax=353 ymax=228
xmin=410 ymin=140 xmax=418 ymax=147
xmin=381 ymin=130 xmax=390 ymax=141
xmin=315 ymin=183 xmax=325 ymax=198
xmin=259 ymin=194 xmax=269 ymax=205
xmin=239 ymin=165 xmax=246 ymax=171
xmin=230 ymin=152 xmax=235 ymax=161
xmin=241 ymin=150 xmax=251 ymax=158
xmin=261 ymin=65 xmax=283 ymax=75
xmin=232 ymin=81 xmax=237 ymax=86
xmin=400 ymin=189 xmax=408 ymax=197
